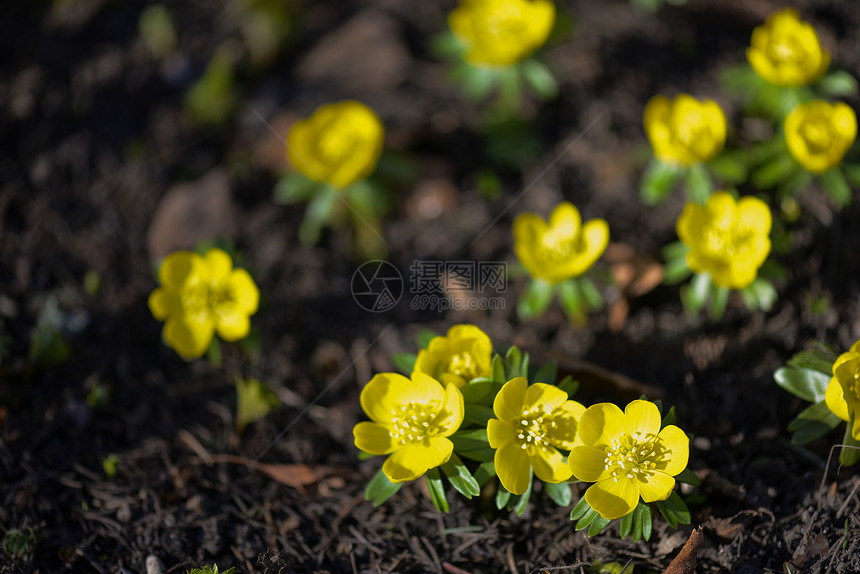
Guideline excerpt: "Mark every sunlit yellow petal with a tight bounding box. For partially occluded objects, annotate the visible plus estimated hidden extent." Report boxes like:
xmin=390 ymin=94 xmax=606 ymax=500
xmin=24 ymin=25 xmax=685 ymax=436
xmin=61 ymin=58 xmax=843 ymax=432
xmin=530 ymin=446 xmax=572 ymax=484
xmin=360 ymin=373 xmax=418 ymax=424
xmin=382 ymin=438 xmax=453 ymax=483
xmin=164 ymin=316 xmax=214 ymax=360
xmin=825 ymin=377 xmax=851 ymax=422
xmin=148 ymin=288 xmax=178 ymax=321
xmin=215 ymin=310 xmax=251 ymax=342
xmin=585 ymin=477 xmax=639 ymax=520
xmin=434 ymin=383 xmax=465 ymax=436
xmin=495 ymin=443 xmax=531 ymax=495
xmin=625 ymin=400 xmax=662 ymax=437
xmin=656 ymin=425 xmax=690 ymax=476
xmin=204 ymin=248 xmax=233 ymax=281
xmin=228 ymin=269 xmax=260 ymax=314
xmin=546 ymin=400 xmax=586 ymax=450
xmin=638 ymin=471 xmax=675 ymax=503
xmin=493 ymin=377 xmax=528 ymax=422
xmin=524 ymin=383 xmax=568 ymax=416
xmin=578 ymin=403 xmax=627 ymax=448
xmin=158 ymin=251 xmax=202 ymax=291
xmin=676 ymin=203 xmax=705 ymax=246
xmin=353 ymin=421 xmax=396 ymax=455
xmin=549 ymin=202 xmax=582 ymax=240
xmin=487 ymin=418 xmax=516 ymax=449
xmin=569 ymin=445 xmax=610 ymax=482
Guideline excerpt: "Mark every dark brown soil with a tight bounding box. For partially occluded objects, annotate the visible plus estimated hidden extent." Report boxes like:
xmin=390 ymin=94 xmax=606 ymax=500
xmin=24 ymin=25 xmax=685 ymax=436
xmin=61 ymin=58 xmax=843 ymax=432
xmin=4 ymin=0 xmax=860 ymax=573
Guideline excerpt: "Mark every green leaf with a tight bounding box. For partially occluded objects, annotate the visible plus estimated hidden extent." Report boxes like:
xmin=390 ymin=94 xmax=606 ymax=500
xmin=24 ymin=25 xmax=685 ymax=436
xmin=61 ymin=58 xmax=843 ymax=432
xmin=460 ymin=378 xmax=502 ymax=404
xmin=574 ymin=507 xmax=598 ymax=530
xmin=512 ymin=472 xmax=533 ymax=516
xmin=740 ymin=277 xmax=777 ymax=312
xmin=558 ymin=278 xmax=582 ymax=320
xmin=708 ymin=285 xmax=729 ymax=320
xmin=450 ymin=62 xmax=497 ymax=102
xmin=139 ymin=4 xmax=177 ymax=59
xmin=569 ymin=496 xmax=591 ymax=521
xmin=441 ymin=454 xmax=481 ymax=499
xmin=820 ymin=168 xmax=853 ymax=207
xmin=682 ymin=272 xmax=711 ymax=314
xmin=429 ymin=31 xmax=466 ymax=59
xmin=641 ymin=160 xmax=681 ymax=205
xmin=662 ymin=242 xmax=692 ymax=285
xmin=495 ymin=484 xmax=511 ymax=510
xmin=521 ymin=59 xmax=558 ymax=100
xmin=751 ymin=155 xmax=797 ymax=190
xmin=708 ymin=153 xmax=748 ymax=185
xmin=391 ymin=352 xmax=417 ymax=374
xmin=720 ymin=63 xmax=761 ymax=94
xmin=463 ymin=403 xmax=496 ymax=426
xmin=839 ymin=426 xmax=860 ymax=467
xmin=365 ymin=467 xmax=402 ymax=506
xmin=426 ymin=469 xmax=449 ymax=512
xmin=637 ymin=501 xmax=653 ymax=541
xmin=450 ymin=429 xmax=494 ymax=462
xmin=843 ymin=163 xmax=860 ymax=188
xmin=273 ymin=173 xmax=321 ymax=205
xmin=473 ymin=461 xmax=496 ymax=488
xmin=685 ymin=162 xmax=713 ymax=204
xmin=577 ymin=276 xmax=604 ymax=311
xmin=619 ymin=511 xmax=634 ymax=539
xmin=492 ymin=355 xmax=506 ymax=384
xmin=235 ymin=378 xmax=279 ymax=433
xmin=674 ymin=468 xmax=701 ymax=487
xmin=788 ymin=400 xmax=842 ymax=444
xmin=532 ymin=361 xmax=558 ymax=385
xmin=774 ymin=366 xmax=830 ymax=403
xmin=505 ymin=346 xmax=525 ymax=379
xmin=587 ymin=515 xmax=611 ymax=537
xmin=787 ymin=347 xmax=837 ymax=375
xmin=416 ymin=329 xmax=439 ymax=350
xmin=345 ymin=180 xmax=387 ymax=221
xmin=816 ymin=70 xmax=859 ymax=97
xmin=299 ymin=188 xmax=339 ymax=244
xmin=184 ymin=47 xmax=237 ymax=126
xmin=776 ymin=169 xmax=814 ymax=200
xmin=518 ymin=278 xmax=555 ymax=319
xmin=557 ymin=376 xmax=580 ymax=398
xmin=661 ymin=406 xmax=677 ymax=429
xmin=654 ymin=492 xmax=691 ymax=529
xmin=543 ymin=481 xmax=572 ymax=507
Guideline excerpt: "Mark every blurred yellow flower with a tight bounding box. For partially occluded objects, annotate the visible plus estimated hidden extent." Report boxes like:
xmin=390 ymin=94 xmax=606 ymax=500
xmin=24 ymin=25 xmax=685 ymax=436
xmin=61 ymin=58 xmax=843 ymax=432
xmin=148 ymin=249 xmax=260 ymax=359
xmin=514 ymin=202 xmax=609 ymax=284
xmin=676 ymin=192 xmax=772 ymax=290
xmin=785 ymin=100 xmax=857 ymax=173
xmin=286 ymin=100 xmax=384 ymax=190
xmin=354 ymin=372 xmax=464 ymax=483
xmin=747 ymin=8 xmax=830 ymax=87
xmin=644 ymin=94 xmax=727 ymax=166
xmin=488 ymin=377 xmax=585 ymax=494
xmin=825 ymin=341 xmax=860 ymax=440
xmin=569 ymin=400 xmax=689 ymax=520
xmin=414 ymin=325 xmax=493 ymax=389
xmin=449 ymin=0 xmax=555 ymax=67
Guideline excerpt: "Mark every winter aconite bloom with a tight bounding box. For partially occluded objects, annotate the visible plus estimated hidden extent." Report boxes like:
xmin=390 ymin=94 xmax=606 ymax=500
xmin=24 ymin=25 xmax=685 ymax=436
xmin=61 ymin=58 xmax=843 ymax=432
xmin=148 ymin=249 xmax=260 ymax=359
xmin=747 ymin=8 xmax=830 ymax=87
xmin=644 ymin=94 xmax=727 ymax=166
xmin=449 ymin=0 xmax=555 ymax=67
xmin=569 ymin=400 xmax=689 ymax=520
xmin=354 ymin=372 xmax=465 ymax=483
xmin=785 ymin=100 xmax=857 ymax=173
xmin=825 ymin=341 xmax=860 ymax=440
xmin=513 ymin=202 xmax=609 ymax=284
xmin=487 ymin=377 xmax=585 ymax=495
xmin=676 ymin=192 xmax=772 ymax=290
xmin=286 ymin=100 xmax=384 ymax=190
xmin=414 ymin=325 xmax=493 ymax=389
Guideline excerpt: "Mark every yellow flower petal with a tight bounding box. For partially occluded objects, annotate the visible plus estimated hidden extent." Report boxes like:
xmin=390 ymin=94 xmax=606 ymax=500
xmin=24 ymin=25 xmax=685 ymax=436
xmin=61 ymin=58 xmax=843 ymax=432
xmin=493 ymin=377 xmax=528 ymax=422
xmin=164 ymin=316 xmax=214 ymax=359
xmin=637 ymin=471 xmax=675 ymax=503
xmin=204 ymin=248 xmax=233 ymax=281
xmin=433 ymin=382 xmax=465 ymax=436
xmin=585 ymin=477 xmax=639 ymax=520
xmin=738 ymin=197 xmax=773 ymax=237
xmin=656 ymin=425 xmax=690 ymax=477
xmin=228 ymin=269 xmax=260 ymax=314
xmin=523 ymin=383 xmax=569 ymax=416
xmin=353 ymin=421 xmax=397 ymax=455
xmin=148 ymin=288 xmax=178 ymax=321
xmin=578 ymin=403 xmax=627 ymax=448
xmin=158 ymin=251 xmax=202 ymax=291
xmin=215 ymin=310 xmax=251 ymax=342
xmin=825 ymin=377 xmax=851 ymax=422
xmin=569 ymin=445 xmax=611 ymax=483
xmin=382 ymin=437 xmax=453 ymax=483
xmin=676 ymin=203 xmax=705 ymax=246
xmin=361 ymin=372 xmax=441 ymax=424
xmin=530 ymin=446 xmax=572 ymax=484
xmin=546 ymin=400 xmax=586 ymax=450
xmin=549 ymin=202 xmax=582 ymax=240
xmin=624 ymin=399 xmax=661 ymax=437
xmin=487 ymin=418 xmax=516 ymax=449
xmin=495 ymin=442 xmax=532 ymax=495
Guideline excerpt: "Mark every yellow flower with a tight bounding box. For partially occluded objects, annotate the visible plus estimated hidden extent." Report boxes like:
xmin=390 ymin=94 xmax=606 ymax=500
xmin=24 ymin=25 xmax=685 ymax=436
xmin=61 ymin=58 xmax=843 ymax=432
xmin=354 ymin=372 xmax=465 ymax=483
xmin=747 ymin=8 xmax=830 ymax=87
xmin=825 ymin=341 xmax=860 ymax=440
xmin=644 ymin=94 xmax=727 ymax=166
xmin=676 ymin=192 xmax=772 ymax=290
xmin=414 ymin=325 xmax=493 ymax=389
xmin=569 ymin=400 xmax=689 ymax=520
xmin=513 ymin=202 xmax=609 ymax=284
xmin=487 ymin=377 xmax=585 ymax=495
xmin=785 ymin=100 xmax=857 ymax=173
xmin=286 ymin=100 xmax=384 ymax=190
xmin=148 ymin=249 xmax=260 ymax=359
xmin=449 ymin=0 xmax=555 ymax=67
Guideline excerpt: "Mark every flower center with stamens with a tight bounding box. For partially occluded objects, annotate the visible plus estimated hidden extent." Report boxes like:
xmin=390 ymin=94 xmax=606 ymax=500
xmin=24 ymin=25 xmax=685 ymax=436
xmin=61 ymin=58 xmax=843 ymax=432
xmin=603 ymin=431 xmax=663 ymax=482
xmin=515 ymin=409 xmax=555 ymax=451
xmin=446 ymin=352 xmax=478 ymax=380
xmin=181 ymin=279 xmax=235 ymax=321
xmin=391 ymin=402 xmax=441 ymax=446
xmin=538 ymin=229 xmax=579 ymax=264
